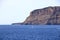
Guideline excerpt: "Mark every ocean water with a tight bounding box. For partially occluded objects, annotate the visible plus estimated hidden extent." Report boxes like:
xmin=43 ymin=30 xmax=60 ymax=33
xmin=0 ymin=25 xmax=60 ymax=40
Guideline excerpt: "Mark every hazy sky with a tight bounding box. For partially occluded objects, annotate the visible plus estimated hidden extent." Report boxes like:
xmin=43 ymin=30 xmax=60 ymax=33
xmin=0 ymin=0 xmax=60 ymax=25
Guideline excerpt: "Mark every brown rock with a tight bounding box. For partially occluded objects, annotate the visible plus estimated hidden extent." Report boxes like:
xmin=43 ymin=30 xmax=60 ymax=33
xmin=12 ymin=6 xmax=60 ymax=25
xmin=23 ymin=6 xmax=60 ymax=25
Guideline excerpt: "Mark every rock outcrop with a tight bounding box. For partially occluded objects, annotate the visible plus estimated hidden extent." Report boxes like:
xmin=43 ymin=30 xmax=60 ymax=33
xmin=13 ymin=6 xmax=60 ymax=25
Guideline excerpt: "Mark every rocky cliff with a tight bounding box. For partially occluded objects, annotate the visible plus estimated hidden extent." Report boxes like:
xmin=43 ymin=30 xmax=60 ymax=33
xmin=13 ymin=6 xmax=60 ymax=25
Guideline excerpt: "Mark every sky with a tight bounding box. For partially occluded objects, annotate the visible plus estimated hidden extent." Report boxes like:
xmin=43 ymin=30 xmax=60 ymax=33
xmin=0 ymin=0 xmax=60 ymax=25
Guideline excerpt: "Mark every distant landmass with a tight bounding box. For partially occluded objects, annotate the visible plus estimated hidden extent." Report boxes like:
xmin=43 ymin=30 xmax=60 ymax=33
xmin=12 ymin=6 xmax=60 ymax=25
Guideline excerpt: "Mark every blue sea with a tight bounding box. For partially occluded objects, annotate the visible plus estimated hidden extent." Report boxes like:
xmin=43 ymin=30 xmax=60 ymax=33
xmin=0 ymin=25 xmax=60 ymax=40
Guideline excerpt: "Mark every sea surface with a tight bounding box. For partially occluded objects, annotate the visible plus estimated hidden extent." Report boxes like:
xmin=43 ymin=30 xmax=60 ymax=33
xmin=0 ymin=25 xmax=60 ymax=40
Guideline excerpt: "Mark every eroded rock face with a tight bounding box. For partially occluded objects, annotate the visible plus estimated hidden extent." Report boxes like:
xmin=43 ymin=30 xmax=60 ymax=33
xmin=23 ymin=6 xmax=60 ymax=25
xmin=12 ymin=6 xmax=60 ymax=25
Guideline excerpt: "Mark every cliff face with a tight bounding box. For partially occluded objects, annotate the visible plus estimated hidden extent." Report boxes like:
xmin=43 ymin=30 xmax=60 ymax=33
xmin=23 ymin=6 xmax=60 ymax=25
xmin=12 ymin=6 xmax=60 ymax=25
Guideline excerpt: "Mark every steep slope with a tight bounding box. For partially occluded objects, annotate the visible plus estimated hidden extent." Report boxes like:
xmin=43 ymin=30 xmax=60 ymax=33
xmin=12 ymin=6 xmax=60 ymax=25
xmin=23 ymin=6 xmax=60 ymax=25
